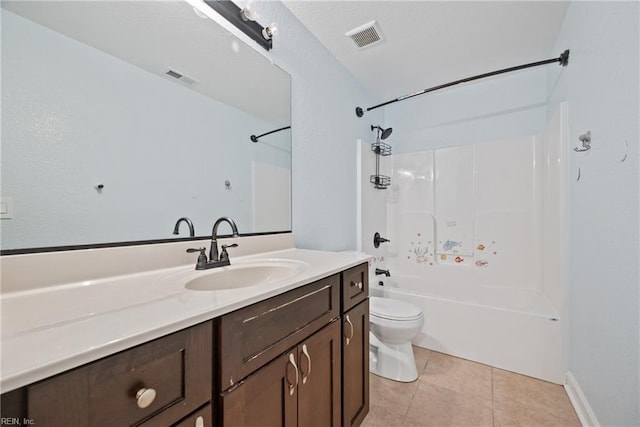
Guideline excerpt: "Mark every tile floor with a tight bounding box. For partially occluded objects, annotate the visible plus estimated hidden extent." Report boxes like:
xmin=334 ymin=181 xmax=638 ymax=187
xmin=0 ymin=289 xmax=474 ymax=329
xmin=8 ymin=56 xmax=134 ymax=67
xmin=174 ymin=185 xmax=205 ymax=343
xmin=362 ymin=347 xmax=581 ymax=427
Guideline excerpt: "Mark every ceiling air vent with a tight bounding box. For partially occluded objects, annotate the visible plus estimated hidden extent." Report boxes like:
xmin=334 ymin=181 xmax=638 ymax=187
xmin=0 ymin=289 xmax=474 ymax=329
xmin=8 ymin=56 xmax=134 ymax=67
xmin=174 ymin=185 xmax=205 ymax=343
xmin=163 ymin=68 xmax=199 ymax=86
xmin=345 ymin=20 xmax=383 ymax=49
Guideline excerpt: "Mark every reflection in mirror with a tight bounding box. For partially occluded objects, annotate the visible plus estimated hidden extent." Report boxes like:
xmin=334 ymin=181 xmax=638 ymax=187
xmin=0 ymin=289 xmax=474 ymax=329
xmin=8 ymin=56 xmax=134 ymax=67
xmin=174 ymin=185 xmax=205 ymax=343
xmin=1 ymin=0 xmax=291 ymax=252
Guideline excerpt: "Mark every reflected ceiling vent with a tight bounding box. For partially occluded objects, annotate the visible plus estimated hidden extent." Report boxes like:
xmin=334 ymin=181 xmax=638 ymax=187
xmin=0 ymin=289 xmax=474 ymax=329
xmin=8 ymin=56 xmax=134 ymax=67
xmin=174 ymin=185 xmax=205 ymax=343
xmin=163 ymin=68 xmax=199 ymax=86
xmin=345 ymin=20 xmax=383 ymax=49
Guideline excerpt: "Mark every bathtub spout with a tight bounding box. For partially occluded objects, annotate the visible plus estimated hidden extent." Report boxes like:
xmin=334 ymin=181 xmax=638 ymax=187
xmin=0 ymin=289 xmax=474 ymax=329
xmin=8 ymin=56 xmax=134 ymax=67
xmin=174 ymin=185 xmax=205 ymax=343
xmin=375 ymin=268 xmax=391 ymax=277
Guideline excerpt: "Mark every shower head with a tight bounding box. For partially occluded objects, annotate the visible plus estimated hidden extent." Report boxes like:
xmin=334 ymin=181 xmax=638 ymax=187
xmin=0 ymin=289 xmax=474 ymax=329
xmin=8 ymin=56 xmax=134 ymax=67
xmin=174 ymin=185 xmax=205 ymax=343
xmin=371 ymin=125 xmax=393 ymax=140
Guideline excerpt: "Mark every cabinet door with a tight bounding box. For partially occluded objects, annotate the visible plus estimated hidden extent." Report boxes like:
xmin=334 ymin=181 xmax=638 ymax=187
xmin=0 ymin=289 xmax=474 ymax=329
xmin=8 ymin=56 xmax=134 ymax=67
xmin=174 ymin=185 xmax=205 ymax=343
xmin=220 ymin=349 xmax=298 ymax=427
xmin=297 ymin=320 xmax=341 ymax=427
xmin=217 ymin=275 xmax=340 ymax=390
xmin=342 ymin=300 xmax=370 ymax=427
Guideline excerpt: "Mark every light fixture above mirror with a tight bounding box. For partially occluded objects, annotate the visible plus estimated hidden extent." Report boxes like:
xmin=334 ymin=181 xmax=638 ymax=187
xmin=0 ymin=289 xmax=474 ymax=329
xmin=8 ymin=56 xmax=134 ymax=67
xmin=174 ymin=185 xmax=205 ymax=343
xmin=203 ymin=0 xmax=274 ymax=50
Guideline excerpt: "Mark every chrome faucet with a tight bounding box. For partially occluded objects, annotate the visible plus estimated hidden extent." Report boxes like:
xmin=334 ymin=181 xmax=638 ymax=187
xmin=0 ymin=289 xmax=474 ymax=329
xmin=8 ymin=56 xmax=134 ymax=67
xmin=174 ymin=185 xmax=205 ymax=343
xmin=186 ymin=217 xmax=239 ymax=270
xmin=173 ymin=217 xmax=195 ymax=237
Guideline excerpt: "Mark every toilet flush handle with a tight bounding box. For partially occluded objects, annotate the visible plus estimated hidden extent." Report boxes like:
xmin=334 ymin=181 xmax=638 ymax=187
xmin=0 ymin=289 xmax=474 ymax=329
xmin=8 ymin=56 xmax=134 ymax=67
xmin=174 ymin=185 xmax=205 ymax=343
xmin=345 ymin=315 xmax=354 ymax=346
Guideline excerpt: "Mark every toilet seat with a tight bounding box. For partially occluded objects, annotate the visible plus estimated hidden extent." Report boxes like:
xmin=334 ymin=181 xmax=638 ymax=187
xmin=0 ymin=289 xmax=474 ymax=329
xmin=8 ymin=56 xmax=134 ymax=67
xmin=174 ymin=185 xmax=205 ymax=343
xmin=370 ymin=296 xmax=423 ymax=321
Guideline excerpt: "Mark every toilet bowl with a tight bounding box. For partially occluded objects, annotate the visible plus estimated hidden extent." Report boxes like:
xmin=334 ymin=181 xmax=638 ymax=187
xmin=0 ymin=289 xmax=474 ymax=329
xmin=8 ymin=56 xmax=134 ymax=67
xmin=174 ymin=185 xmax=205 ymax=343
xmin=369 ymin=296 xmax=424 ymax=382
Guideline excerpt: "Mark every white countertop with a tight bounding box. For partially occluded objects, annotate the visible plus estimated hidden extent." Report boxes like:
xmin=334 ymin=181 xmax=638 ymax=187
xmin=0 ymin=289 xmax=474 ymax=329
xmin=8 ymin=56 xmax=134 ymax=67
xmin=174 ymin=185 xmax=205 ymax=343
xmin=1 ymin=248 xmax=369 ymax=392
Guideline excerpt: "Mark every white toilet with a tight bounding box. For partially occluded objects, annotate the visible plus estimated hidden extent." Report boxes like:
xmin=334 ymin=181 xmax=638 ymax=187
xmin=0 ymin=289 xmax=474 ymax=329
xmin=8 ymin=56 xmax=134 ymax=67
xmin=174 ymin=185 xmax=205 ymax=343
xmin=369 ymin=296 xmax=425 ymax=382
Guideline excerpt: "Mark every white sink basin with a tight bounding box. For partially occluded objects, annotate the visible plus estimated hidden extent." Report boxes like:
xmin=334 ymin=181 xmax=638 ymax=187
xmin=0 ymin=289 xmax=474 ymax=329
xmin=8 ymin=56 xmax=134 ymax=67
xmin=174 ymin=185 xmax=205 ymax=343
xmin=183 ymin=259 xmax=309 ymax=291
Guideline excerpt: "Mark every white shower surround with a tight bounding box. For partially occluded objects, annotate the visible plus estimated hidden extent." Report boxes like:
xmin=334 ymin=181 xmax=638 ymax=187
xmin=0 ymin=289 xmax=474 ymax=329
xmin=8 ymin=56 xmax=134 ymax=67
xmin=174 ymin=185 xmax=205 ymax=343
xmin=372 ymin=104 xmax=567 ymax=384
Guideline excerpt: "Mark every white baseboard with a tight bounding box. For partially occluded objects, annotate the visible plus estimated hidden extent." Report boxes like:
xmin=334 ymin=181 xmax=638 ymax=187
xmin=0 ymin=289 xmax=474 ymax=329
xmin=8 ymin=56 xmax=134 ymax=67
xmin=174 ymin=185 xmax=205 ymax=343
xmin=564 ymin=371 xmax=600 ymax=427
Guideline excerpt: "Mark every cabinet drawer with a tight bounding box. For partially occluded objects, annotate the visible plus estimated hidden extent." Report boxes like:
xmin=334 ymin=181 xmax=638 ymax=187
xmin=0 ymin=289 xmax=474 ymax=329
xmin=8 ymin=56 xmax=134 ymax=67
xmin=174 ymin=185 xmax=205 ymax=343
xmin=217 ymin=275 xmax=340 ymax=390
xmin=173 ymin=403 xmax=212 ymax=427
xmin=26 ymin=321 xmax=212 ymax=427
xmin=342 ymin=263 xmax=369 ymax=312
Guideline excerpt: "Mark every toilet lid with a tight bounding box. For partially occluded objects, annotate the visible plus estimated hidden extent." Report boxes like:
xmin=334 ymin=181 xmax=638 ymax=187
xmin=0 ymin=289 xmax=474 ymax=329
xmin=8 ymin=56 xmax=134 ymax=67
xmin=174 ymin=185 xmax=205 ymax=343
xmin=370 ymin=296 xmax=423 ymax=321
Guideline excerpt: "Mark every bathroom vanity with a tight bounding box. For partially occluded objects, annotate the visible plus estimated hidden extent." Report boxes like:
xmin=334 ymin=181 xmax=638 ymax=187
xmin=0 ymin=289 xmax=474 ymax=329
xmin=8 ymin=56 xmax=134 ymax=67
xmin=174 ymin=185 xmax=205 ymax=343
xmin=0 ymin=236 xmax=369 ymax=427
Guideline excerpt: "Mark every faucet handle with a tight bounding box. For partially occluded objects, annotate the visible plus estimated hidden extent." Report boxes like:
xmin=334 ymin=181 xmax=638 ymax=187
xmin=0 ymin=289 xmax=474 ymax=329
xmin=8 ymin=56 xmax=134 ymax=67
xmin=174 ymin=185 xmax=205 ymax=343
xmin=220 ymin=243 xmax=238 ymax=262
xmin=187 ymin=247 xmax=208 ymax=266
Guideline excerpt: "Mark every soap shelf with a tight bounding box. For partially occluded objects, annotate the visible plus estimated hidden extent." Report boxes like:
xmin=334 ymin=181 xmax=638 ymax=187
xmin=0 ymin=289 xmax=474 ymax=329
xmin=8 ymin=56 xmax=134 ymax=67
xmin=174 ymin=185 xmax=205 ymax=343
xmin=370 ymin=174 xmax=391 ymax=189
xmin=371 ymin=141 xmax=392 ymax=156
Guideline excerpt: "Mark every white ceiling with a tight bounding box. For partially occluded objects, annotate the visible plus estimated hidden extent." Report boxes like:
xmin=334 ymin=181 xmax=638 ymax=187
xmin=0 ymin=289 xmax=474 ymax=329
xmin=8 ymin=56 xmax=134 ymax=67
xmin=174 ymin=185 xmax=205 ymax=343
xmin=283 ymin=1 xmax=569 ymax=103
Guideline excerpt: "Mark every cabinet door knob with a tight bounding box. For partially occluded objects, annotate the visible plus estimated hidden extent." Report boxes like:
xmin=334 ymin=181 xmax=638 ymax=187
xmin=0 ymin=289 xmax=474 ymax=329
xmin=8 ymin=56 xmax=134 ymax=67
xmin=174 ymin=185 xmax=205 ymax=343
xmin=301 ymin=344 xmax=312 ymax=384
xmin=286 ymin=353 xmax=299 ymax=396
xmin=135 ymin=387 xmax=157 ymax=409
xmin=358 ymin=281 xmax=363 ymax=290
xmin=195 ymin=415 xmax=205 ymax=427
xmin=345 ymin=315 xmax=354 ymax=346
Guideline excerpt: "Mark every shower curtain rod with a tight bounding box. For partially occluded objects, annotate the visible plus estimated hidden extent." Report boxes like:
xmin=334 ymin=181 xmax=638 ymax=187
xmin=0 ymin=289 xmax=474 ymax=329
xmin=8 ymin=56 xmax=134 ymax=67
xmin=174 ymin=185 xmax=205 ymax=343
xmin=250 ymin=126 xmax=291 ymax=142
xmin=355 ymin=49 xmax=569 ymax=117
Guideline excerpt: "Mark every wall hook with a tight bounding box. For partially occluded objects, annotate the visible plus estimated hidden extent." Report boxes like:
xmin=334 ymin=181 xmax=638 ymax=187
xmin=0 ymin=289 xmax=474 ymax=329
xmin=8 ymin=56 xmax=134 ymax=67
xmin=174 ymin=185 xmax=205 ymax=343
xmin=94 ymin=184 xmax=104 ymax=193
xmin=620 ymin=139 xmax=628 ymax=162
xmin=225 ymin=180 xmax=232 ymax=190
xmin=574 ymin=131 xmax=591 ymax=152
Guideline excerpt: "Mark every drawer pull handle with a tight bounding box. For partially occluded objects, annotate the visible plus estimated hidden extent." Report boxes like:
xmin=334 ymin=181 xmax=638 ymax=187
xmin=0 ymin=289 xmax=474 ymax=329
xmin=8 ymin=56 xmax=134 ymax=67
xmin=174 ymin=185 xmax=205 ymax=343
xmin=351 ymin=281 xmax=363 ymax=290
xmin=135 ymin=388 xmax=157 ymax=409
xmin=358 ymin=281 xmax=363 ymax=290
xmin=345 ymin=315 xmax=354 ymax=346
xmin=195 ymin=415 xmax=205 ymax=427
xmin=287 ymin=353 xmax=299 ymax=396
xmin=301 ymin=344 xmax=312 ymax=384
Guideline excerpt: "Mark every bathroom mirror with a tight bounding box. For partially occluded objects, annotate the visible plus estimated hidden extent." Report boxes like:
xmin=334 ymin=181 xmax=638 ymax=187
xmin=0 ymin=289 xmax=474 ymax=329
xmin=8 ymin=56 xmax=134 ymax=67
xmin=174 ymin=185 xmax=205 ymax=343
xmin=1 ymin=0 xmax=291 ymax=252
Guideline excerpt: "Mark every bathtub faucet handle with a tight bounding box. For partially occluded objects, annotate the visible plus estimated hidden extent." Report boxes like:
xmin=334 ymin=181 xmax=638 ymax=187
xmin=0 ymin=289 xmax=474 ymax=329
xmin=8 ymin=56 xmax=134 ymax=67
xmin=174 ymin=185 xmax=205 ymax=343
xmin=375 ymin=268 xmax=391 ymax=277
xmin=373 ymin=232 xmax=390 ymax=248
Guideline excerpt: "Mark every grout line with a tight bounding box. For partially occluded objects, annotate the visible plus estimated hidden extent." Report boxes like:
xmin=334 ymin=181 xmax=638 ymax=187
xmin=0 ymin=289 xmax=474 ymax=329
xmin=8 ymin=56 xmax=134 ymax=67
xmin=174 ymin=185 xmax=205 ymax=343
xmin=491 ymin=367 xmax=496 ymax=427
xmin=401 ymin=348 xmax=431 ymax=426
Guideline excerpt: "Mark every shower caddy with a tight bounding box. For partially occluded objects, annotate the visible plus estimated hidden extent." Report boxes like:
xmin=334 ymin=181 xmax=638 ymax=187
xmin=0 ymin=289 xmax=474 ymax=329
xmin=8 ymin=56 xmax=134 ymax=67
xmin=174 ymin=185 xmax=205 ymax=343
xmin=370 ymin=125 xmax=392 ymax=190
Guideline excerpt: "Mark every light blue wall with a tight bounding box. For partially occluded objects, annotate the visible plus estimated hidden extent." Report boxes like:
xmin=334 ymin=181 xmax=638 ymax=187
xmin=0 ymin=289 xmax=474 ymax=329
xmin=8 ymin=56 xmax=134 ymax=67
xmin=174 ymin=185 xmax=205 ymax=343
xmin=1 ymin=10 xmax=289 ymax=248
xmin=226 ymin=2 xmax=383 ymax=251
xmin=548 ymin=2 xmax=640 ymax=425
xmin=384 ymin=67 xmax=548 ymax=153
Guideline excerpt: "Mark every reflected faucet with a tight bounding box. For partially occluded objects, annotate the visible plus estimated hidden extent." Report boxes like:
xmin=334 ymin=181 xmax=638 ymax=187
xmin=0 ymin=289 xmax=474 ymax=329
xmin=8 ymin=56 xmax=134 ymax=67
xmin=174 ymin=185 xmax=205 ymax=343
xmin=210 ymin=217 xmax=239 ymax=262
xmin=173 ymin=217 xmax=195 ymax=237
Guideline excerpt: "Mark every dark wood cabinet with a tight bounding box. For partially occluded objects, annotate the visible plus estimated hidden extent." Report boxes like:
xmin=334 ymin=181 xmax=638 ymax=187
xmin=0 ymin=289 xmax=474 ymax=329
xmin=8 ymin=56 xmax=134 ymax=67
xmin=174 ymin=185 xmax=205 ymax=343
xmin=10 ymin=321 xmax=212 ymax=427
xmin=342 ymin=264 xmax=369 ymax=312
xmin=173 ymin=404 xmax=213 ymax=427
xmin=216 ymin=274 xmax=340 ymax=391
xmin=342 ymin=300 xmax=370 ymax=427
xmin=1 ymin=261 xmax=371 ymax=427
xmin=219 ymin=320 xmax=341 ymax=427
xmin=220 ymin=349 xmax=298 ymax=427
xmin=341 ymin=262 xmax=370 ymax=427
xmin=297 ymin=320 xmax=342 ymax=427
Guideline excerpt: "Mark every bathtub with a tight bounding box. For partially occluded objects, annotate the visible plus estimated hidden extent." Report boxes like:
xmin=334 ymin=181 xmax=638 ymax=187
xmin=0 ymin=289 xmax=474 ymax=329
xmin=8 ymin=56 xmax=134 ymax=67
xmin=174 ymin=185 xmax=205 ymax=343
xmin=371 ymin=274 xmax=565 ymax=384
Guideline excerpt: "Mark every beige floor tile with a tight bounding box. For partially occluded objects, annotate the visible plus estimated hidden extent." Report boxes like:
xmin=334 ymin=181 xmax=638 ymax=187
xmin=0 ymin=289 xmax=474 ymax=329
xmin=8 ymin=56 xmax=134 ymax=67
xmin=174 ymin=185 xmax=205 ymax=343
xmin=413 ymin=345 xmax=432 ymax=374
xmin=367 ymin=353 xmax=581 ymax=427
xmin=419 ymin=351 xmax=492 ymax=399
xmin=370 ymin=373 xmax=419 ymax=418
xmin=403 ymin=382 xmax=493 ymax=427
xmin=361 ymin=404 xmax=405 ymax=427
xmin=492 ymin=368 xmax=580 ymax=427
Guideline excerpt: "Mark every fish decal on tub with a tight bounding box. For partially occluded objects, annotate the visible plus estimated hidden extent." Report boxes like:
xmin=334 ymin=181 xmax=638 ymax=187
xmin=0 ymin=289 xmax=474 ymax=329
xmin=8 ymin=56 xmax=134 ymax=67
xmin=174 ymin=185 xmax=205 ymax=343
xmin=442 ymin=240 xmax=462 ymax=252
